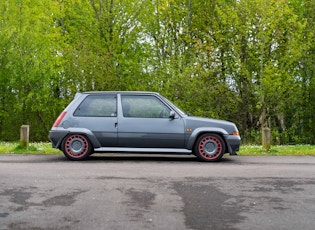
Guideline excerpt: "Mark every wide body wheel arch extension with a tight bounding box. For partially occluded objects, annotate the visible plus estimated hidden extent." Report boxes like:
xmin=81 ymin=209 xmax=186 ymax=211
xmin=50 ymin=128 xmax=101 ymax=150
xmin=187 ymin=128 xmax=228 ymax=147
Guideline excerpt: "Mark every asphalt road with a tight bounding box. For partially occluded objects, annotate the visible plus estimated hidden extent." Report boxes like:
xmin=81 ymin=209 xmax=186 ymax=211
xmin=0 ymin=154 xmax=315 ymax=230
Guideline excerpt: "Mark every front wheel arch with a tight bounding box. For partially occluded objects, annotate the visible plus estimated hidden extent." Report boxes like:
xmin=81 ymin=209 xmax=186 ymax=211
xmin=193 ymin=133 xmax=226 ymax=162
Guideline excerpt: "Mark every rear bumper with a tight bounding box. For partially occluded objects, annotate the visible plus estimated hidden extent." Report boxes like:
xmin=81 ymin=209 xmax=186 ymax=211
xmin=224 ymin=135 xmax=241 ymax=155
xmin=49 ymin=130 xmax=69 ymax=148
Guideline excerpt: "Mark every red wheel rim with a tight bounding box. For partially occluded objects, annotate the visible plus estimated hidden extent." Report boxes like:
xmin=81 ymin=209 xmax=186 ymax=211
xmin=198 ymin=136 xmax=222 ymax=160
xmin=64 ymin=135 xmax=89 ymax=158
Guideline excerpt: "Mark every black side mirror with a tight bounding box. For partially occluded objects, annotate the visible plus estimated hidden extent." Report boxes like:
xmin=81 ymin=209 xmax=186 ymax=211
xmin=169 ymin=111 xmax=176 ymax=120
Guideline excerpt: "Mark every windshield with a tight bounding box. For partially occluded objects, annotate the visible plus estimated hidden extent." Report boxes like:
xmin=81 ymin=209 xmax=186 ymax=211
xmin=161 ymin=96 xmax=187 ymax=117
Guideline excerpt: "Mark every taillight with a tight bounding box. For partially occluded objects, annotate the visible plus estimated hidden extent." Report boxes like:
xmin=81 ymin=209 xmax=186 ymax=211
xmin=53 ymin=112 xmax=67 ymax=127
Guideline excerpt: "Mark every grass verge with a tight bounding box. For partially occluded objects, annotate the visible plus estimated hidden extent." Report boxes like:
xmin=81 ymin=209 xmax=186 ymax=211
xmin=239 ymin=145 xmax=315 ymax=156
xmin=0 ymin=142 xmax=315 ymax=156
xmin=0 ymin=142 xmax=61 ymax=155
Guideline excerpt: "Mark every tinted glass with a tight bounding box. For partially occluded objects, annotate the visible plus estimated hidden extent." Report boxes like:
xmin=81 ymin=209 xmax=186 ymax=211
xmin=74 ymin=95 xmax=117 ymax=117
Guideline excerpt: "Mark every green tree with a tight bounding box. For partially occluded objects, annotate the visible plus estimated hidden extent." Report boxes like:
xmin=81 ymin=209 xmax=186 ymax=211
xmin=0 ymin=0 xmax=314 ymax=144
xmin=0 ymin=0 xmax=64 ymax=140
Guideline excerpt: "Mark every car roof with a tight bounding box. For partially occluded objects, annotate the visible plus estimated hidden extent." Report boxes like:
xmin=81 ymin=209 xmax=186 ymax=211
xmin=79 ymin=91 xmax=161 ymax=96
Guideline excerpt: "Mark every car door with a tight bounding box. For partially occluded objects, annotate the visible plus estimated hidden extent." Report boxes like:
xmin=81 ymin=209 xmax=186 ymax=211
xmin=117 ymin=94 xmax=185 ymax=148
xmin=73 ymin=94 xmax=118 ymax=147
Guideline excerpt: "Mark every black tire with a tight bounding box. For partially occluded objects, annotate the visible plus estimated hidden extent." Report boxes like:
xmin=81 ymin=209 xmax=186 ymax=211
xmin=194 ymin=133 xmax=225 ymax=162
xmin=61 ymin=134 xmax=92 ymax=161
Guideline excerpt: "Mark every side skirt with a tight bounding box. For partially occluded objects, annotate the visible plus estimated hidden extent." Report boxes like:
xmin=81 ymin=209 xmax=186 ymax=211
xmin=94 ymin=147 xmax=192 ymax=154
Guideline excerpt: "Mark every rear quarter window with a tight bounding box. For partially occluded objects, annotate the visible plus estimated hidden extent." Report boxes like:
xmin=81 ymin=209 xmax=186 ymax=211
xmin=74 ymin=95 xmax=117 ymax=117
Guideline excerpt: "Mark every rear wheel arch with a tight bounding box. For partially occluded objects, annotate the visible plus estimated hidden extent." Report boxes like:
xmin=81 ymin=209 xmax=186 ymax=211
xmin=56 ymin=128 xmax=101 ymax=149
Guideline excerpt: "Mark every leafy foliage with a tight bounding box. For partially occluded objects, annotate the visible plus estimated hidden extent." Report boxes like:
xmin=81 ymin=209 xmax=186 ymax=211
xmin=0 ymin=0 xmax=314 ymax=144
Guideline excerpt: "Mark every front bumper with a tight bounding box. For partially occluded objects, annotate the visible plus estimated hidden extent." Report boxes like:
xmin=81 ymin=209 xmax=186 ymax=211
xmin=224 ymin=135 xmax=241 ymax=155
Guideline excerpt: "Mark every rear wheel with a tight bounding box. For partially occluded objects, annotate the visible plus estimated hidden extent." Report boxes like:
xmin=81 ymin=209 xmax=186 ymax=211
xmin=61 ymin=134 xmax=92 ymax=160
xmin=194 ymin=133 xmax=225 ymax=162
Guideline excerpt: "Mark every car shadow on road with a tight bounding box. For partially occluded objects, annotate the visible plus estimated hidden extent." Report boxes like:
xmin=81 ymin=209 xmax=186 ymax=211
xmin=83 ymin=154 xmax=236 ymax=163
xmin=0 ymin=153 xmax=236 ymax=164
xmin=87 ymin=154 xmax=196 ymax=162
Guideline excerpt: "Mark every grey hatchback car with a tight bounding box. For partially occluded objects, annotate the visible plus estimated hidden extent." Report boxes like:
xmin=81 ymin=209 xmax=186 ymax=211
xmin=49 ymin=91 xmax=241 ymax=161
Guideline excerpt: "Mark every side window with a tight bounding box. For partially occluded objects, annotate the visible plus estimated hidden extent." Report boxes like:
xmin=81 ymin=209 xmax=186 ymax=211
xmin=74 ymin=95 xmax=117 ymax=117
xmin=121 ymin=95 xmax=171 ymax=118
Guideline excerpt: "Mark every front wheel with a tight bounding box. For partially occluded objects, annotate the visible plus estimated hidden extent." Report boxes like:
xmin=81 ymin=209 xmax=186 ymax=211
xmin=61 ymin=134 xmax=92 ymax=161
xmin=194 ymin=133 xmax=225 ymax=162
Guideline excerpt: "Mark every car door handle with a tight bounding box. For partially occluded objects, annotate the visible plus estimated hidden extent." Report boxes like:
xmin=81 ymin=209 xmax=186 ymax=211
xmin=115 ymin=123 xmax=118 ymax=128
